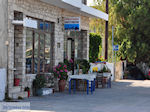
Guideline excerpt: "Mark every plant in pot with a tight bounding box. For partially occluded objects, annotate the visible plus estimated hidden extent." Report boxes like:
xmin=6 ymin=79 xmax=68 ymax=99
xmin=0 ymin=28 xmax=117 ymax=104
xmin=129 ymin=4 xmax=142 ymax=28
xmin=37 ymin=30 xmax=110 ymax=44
xmin=53 ymin=62 xmax=68 ymax=92
xmin=14 ymin=76 xmax=20 ymax=86
xmin=24 ymin=87 xmax=30 ymax=98
xmin=64 ymin=59 xmax=73 ymax=71
xmin=75 ymin=59 xmax=90 ymax=74
xmin=33 ymin=74 xmax=46 ymax=96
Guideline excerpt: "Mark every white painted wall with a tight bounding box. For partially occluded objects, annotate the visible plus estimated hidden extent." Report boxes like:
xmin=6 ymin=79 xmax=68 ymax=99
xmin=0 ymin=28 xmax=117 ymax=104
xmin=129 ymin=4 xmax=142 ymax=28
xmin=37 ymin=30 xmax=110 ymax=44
xmin=90 ymin=62 xmax=115 ymax=81
xmin=106 ymin=62 xmax=115 ymax=81
xmin=0 ymin=68 xmax=6 ymax=101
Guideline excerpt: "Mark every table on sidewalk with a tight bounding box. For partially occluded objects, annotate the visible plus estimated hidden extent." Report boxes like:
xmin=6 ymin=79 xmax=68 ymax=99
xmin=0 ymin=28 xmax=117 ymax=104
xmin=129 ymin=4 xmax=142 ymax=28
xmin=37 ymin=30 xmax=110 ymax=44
xmin=68 ymin=74 xmax=96 ymax=94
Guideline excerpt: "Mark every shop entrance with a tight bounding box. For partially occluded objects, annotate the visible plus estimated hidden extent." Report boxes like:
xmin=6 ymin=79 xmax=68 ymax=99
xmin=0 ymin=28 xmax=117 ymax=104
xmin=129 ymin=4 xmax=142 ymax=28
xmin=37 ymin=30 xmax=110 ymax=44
xmin=64 ymin=31 xmax=83 ymax=61
xmin=67 ymin=38 xmax=75 ymax=61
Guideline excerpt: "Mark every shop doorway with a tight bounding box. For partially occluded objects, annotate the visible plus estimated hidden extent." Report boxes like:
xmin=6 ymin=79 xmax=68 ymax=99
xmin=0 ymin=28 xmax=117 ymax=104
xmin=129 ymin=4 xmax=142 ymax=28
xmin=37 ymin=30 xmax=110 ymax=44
xmin=67 ymin=38 xmax=75 ymax=61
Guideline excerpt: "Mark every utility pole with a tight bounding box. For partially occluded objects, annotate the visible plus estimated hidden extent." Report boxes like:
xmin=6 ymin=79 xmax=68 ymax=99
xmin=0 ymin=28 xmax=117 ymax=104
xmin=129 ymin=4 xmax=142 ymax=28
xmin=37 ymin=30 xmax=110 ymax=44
xmin=105 ymin=0 xmax=109 ymax=60
xmin=112 ymin=26 xmax=114 ymax=63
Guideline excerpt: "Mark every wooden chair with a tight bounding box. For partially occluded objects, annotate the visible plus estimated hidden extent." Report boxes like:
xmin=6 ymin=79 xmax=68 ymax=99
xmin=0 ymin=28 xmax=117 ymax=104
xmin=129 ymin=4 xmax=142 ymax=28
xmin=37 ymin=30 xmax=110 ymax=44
xmin=96 ymin=73 xmax=105 ymax=88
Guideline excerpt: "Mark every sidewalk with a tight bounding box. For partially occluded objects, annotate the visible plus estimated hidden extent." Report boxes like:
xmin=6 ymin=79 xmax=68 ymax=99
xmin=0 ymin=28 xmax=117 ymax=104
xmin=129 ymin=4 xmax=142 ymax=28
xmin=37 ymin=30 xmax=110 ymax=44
xmin=23 ymin=80 xmax=150 ymax=112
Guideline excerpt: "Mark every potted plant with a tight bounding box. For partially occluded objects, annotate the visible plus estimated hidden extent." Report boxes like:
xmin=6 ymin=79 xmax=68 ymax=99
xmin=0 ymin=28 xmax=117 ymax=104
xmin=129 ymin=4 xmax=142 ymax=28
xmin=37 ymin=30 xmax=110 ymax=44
xmin=24 ymin=87 xmax=30 ymax=98
xmin=96 ymin=57 xmax=106 ymax=64
xmin=64 ymin=59 xmax=73 ymax=71
xmin=33 ymin=74 xmax=46 ymax=96
xmin=53 ymin=63 xmax=68 ymax=92
xmin=14 ymin=78 xmax=20 ymax=86
xmin=75 ymin=59 xmax=90 ymax=74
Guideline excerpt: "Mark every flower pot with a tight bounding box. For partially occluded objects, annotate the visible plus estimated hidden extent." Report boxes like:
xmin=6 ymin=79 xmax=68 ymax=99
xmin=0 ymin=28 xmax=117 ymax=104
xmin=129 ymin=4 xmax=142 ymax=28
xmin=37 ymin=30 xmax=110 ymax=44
xmin=14 ymin=78 xmax=20 ymax=86
xmin=58 ymin=80 xmax=66 ymax=92
xmin=27 ymin=91 xmax=30 ymax=98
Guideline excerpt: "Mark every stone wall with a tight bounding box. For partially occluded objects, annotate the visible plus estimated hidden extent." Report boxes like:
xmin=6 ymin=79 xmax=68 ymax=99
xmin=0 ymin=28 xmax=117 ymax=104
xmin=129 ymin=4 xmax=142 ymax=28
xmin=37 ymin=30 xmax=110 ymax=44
xmin=115 ymin=61 xmax=126 ymax=80
xmin=115 ymin=61 xmax=123 ymax=80
xmin=0 ymin=0 xmax=8 ymax=68
xmin=82 ymin=30 xmax=89 ymax=60
xmin=14 ymin=26 xmax=25 ymax=85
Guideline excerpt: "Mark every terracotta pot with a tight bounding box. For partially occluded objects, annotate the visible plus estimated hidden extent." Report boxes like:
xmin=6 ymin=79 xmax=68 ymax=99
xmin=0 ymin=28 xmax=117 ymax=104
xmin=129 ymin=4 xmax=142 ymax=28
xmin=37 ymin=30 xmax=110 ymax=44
xmin=58 ymin=80 xmax=66 ymax=92
xmin=14 ymin=78 xmax=20 ymax=86
xmin=27 ymin=91 xmax=30 ymax=98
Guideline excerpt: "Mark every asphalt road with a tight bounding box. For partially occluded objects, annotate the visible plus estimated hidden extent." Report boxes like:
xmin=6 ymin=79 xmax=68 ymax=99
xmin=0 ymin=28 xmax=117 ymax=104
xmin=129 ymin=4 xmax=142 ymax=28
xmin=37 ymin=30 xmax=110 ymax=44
xmin=24 ymin=80 xmax=150 ymax=112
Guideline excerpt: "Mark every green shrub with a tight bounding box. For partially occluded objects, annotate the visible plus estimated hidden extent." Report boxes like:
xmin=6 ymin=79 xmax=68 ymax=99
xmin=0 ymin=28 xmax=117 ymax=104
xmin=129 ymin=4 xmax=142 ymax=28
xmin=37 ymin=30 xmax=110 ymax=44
xmin=33 ymin=74 xmax=46 ymax=89
xmin=89 ymin=33 xmax=102 ymax=62
xmin=75 ymin=59 xmax=90 ymax=74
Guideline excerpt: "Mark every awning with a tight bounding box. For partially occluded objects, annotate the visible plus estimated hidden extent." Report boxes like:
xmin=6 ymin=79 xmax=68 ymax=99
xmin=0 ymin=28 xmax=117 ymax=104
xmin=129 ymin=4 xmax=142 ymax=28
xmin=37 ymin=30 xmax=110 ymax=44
xmin=40 ymin=0 xmax=108 ymax=21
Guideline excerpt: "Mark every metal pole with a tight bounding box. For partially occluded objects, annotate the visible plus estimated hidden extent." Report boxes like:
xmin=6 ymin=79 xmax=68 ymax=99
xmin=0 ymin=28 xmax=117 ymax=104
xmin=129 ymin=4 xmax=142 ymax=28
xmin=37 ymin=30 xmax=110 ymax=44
xmin=114 ymin=51 xmax=116 ymax=81
xmin=112 ymin=26 xmax=114 ymax=63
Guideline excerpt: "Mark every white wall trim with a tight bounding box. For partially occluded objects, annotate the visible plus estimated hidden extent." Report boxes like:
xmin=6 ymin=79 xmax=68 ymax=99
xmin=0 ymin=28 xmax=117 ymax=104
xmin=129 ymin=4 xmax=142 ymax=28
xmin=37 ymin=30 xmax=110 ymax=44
xmin=81 ymin=4 xmax=109 ymax=21
xmin=40 ymin=0 xmax=108 ymax=21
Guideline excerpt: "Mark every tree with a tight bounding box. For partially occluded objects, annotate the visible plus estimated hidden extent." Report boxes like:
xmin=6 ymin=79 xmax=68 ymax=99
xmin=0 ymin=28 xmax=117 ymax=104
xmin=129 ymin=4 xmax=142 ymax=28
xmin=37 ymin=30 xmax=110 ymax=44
xmin=90 ymin=0 xmax=150 ymax=66
xmin=90 ymin=0 xmax=117 ymax=62
xmin=112 ymin=0 xmax=150 ymax=65
xmin=89 ymin=33 xmax=102 ymax=62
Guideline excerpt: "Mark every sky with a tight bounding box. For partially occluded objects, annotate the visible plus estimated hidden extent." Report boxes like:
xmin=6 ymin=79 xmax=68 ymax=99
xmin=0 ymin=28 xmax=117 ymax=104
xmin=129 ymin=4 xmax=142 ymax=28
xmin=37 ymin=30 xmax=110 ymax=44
xmin=87 ymin=0 xmax=94 ymax=6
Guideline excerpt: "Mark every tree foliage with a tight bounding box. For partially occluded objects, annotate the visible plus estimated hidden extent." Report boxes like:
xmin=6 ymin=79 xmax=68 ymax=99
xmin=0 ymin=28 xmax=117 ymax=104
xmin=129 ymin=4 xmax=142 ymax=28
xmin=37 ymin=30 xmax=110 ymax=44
xmin=90 ymin=0 xmax=150 ymax=65
xmin=112 ymin=0 xmax=150 ymax=65
xmin=90 ymin=0 xmax=117 ymax=62
xmin=89 ymin=33 xmax=102 ymax=62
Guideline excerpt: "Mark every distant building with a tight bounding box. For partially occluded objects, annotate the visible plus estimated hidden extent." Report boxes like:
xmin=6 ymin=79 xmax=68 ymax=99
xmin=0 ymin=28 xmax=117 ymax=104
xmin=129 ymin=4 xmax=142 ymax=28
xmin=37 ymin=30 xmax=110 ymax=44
xmin=0 ymin=0 xmax=108 ymax=99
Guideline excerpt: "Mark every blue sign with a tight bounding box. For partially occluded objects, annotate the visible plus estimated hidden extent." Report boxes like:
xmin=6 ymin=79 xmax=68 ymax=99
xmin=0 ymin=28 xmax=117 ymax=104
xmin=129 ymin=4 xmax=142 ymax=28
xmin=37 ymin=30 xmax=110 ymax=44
xmin=64 ymin=24 xmax=79 ymax=31
xmin=64 ymin=17 xmax=80 ymax=31
xmin=113 ymin=45 xmax=119 ymax=51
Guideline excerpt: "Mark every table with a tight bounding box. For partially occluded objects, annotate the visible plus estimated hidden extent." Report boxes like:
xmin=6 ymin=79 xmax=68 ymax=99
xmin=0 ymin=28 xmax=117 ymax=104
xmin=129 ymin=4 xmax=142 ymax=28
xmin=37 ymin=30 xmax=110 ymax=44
xmin=68 ymin=74 xmax=96 ymax=94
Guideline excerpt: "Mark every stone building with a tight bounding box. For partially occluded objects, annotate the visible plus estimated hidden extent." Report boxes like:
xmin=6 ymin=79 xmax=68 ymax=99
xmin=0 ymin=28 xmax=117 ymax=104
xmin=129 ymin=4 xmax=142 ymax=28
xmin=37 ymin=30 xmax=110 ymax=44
xmin=0 ymin=0 xmax=108 ymax=99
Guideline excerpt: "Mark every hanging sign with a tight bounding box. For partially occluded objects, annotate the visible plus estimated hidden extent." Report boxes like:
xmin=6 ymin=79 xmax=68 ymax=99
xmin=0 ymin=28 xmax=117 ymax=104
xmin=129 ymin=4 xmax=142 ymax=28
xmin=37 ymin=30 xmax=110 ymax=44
xmin=64 ymin=17 xmax=80 ymax=31
xmin=23 ymin=18 xmax=38 ymax=29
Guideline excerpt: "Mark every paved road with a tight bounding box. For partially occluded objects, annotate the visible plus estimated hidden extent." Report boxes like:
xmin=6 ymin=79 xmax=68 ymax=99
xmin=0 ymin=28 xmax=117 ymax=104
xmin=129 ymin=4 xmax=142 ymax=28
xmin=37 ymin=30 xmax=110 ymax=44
xmin=24 ymin=80 xmax=150 ymax=112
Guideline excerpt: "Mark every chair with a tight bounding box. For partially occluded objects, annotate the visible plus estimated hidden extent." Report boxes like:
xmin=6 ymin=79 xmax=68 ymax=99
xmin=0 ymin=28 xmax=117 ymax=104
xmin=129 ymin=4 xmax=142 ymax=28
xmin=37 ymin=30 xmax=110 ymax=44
xmin=96 ymin=73 xmax=105 ymax=88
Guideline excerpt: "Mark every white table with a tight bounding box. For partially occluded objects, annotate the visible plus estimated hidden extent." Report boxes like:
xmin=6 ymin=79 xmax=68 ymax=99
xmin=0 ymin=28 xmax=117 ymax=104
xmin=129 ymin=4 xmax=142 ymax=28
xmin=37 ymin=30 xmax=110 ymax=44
xmin=68 ymin=74 xmax=96 ymax=94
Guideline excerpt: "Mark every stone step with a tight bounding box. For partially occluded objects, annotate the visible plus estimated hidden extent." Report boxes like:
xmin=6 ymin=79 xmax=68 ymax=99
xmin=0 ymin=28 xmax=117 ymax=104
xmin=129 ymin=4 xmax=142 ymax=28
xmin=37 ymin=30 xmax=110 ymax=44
xmin=12 ymin=92 xmax=28 ymax=99
xmin=9 ymin=86 xmax=21 ymax=94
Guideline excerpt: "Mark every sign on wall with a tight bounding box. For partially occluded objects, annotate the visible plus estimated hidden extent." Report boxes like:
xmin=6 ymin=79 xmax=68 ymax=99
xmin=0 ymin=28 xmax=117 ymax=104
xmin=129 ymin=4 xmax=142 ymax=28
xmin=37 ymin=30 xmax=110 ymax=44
xmin=24 ymin=18 xmax=38 ymax=29
xmin=113 ymin=45 xmax=119 ymax=51
xmin=64 ymin=17 xmax=80 ymax=31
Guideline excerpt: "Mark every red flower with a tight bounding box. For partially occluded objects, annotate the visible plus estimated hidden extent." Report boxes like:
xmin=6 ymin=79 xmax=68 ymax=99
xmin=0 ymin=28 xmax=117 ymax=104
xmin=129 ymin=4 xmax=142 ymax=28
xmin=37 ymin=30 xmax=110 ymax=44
xmin=64 ymin=65 xmax=67 ymax=68
xmin=69 ymin=59 xmax=73 ymax=63
xmin=65 ymin=69 xmax=68 ymax=73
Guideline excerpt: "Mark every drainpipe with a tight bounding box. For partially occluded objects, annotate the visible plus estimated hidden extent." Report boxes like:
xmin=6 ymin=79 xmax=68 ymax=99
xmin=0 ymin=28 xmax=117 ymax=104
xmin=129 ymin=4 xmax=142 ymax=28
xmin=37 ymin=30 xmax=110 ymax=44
xmin=5 ymin=41 xmax=9 ymax=98
xmin=5 ymin=0 xmax=9 ymax=98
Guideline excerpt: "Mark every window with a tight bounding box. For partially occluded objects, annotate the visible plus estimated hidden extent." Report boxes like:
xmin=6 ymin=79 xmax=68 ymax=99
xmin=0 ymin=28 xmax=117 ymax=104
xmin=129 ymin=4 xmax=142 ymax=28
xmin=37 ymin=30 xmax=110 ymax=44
xmin=14 ymin=11 xmax=23 ymax=20
xmin=26 ymin=19 xmax=54 ymax=74
xmin=26 ymin=30 xmax=33 ymax=73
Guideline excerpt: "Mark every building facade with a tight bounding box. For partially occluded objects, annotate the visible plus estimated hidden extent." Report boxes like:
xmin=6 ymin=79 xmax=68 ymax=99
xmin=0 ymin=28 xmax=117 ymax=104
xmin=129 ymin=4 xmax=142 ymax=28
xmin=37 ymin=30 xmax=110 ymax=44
xmin=0 ymin=0 xmax=108 ymax=98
